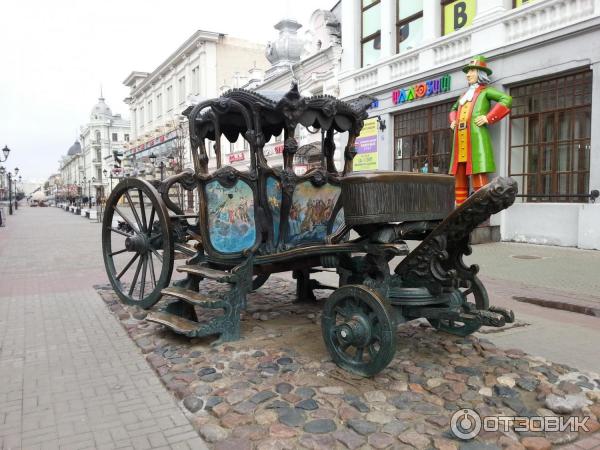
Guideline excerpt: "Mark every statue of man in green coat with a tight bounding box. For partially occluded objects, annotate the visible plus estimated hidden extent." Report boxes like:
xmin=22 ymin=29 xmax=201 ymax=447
xmin=449 ymin=55 xmax=512 ymax=205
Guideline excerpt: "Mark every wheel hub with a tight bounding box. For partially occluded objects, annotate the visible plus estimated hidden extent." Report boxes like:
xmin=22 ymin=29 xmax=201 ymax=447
xmin=125 ymin=234 xmax=149 ymax=253
xmin=336 ymin=314 xmax=371 ymax=347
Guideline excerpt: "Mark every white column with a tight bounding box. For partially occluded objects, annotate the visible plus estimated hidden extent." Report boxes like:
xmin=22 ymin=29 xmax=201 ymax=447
xmin=380 ymin=0 xmax=396 ymax=59
xmin=589 ymin=62 xmax=600 ymax=194
xmin=341 ymin=0 xmax=361 ymax=72
xmin=473 ymin=0 xmax=508 ymax=25
xmin=422 ymin=0 xmax=441 ymax=43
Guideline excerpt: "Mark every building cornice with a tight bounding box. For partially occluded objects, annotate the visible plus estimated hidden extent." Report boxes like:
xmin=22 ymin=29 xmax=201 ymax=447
xmin=127 ymin=30 xmax=223 ymax=96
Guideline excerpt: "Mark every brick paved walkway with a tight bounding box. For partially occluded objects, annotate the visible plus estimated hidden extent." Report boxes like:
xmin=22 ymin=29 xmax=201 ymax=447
xmin=0 ymin=207 xmax=207 ymax=450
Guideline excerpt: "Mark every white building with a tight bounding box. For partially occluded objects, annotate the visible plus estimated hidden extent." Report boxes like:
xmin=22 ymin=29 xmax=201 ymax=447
xmin=59 ymin=95 xmax=130 ymax=202
xmin=122 ymin=30 xmax=268 ymax=183
xmin=338 ymin=0 xmax=600 ymax=249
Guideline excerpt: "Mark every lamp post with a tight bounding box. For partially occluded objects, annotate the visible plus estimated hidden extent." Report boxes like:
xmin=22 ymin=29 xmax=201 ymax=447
xmin=149 ymin=152 xmax=165 ymax=181
xmin=90 ymin=177 xmax=96 ymax=207
xmin=0 ymin=145 xmax=10 ymax=163
xmin=15 ymin=173 xmax=20 ymax=210
xmin=7 ymin=171 xmax=13 ymax=215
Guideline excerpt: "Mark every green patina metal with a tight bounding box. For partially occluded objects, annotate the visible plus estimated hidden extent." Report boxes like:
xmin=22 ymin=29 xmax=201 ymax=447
xmin=101 ymin=83 xmax=518 ymax=377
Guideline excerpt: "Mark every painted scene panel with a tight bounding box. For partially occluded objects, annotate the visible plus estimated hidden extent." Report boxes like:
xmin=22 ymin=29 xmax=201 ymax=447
xmin=288 ymin=181 xmax=340 ymax=244
xmin=266 ymin=177 xmax=282 ymax=243
xmin=206 ymin=179 xmax=256 ymax=253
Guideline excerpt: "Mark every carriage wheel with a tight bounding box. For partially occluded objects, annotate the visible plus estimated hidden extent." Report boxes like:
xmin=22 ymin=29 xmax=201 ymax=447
xmin=428 ymin=276 xmax=489 ymax=337
xmin=102 ymin=178 xmax=174 ymax=309
xmin=322 ymin=285 xmax=397 ymax=377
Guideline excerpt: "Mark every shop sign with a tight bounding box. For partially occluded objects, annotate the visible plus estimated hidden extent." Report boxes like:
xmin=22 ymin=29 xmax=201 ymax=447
xmin=131 ymin=130 xmax=178 ymax=155
xmin=392 ymin=74 xmax=451 ymax=105
xmin=443 ymin=0 xmax=475 ymax=35
xmin=354 ymin=118 xmax=378 ymax=172
xmin=264 ymin=143 xmax=284 ymax=157
xmin=228 ymin=151 xmax=246 ymax=163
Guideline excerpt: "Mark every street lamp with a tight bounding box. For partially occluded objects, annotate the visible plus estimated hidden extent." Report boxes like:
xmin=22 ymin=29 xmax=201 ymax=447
xmin=7 ymin=171 xmax=13 ymax=215
xmin=15 ymin=174 xmax=21 ymax=210
xmin=0 ymin=145 xmax=10 ymax=162
xmin=149 ymin=152 xmax=165 ymax=181
xmin=0 ymin=166 xmax=5 ymax=202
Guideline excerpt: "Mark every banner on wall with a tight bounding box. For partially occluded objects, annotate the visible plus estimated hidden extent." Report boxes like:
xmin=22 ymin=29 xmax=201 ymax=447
xmin=353 ymin=118 xmax=378 ymax=172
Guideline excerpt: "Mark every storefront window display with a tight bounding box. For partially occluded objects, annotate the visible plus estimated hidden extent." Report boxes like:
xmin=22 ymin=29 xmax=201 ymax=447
xmin=509 ymin=71 xmax=592 ymax=202
xmin=393 ymin=101 xmax=454 ymax=173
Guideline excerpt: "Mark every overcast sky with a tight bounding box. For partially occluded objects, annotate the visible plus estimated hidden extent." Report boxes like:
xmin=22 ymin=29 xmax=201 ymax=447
xmin=0 ymin=0 xmax=337 ymax=182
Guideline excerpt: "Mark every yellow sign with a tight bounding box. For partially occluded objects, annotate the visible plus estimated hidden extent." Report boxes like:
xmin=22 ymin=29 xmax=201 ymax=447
xmin=354 ymin=118 xmax=378 ymax=171
xmin=514 ymin=0 xmax=537 ymax=7
xmin=443 ymin=0 xmax=476 ymax=35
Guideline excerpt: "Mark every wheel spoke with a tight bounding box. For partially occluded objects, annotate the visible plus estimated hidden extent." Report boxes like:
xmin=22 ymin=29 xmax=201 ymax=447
xmin=139 ymin=254 xmax=148 ymax=300
xmin=463 ymin=288 xmax=473 ymax=297
xmin=109 ymin=226 xmax=132 ymax=238
xmin=138 ymin=189 xmax=147 ymax=232
xmin=148 ymin=252 xmax=157 ymax=287
xmin=150 ymin=248 xmax=163 ymax=263
xmin=368 ymin=344 xmax=377 ymax=359
xmin=128 ymin=256 xmax=144 ymax=296
xmin=125 ymin=191 xmax=144 ymax=231
xmin=116 ymin=252 xmax=140 ymax=280
xmin=109 ymin=248 xmax=128 ymax=257
xmin=147 ymin=206 xmax=156 ymax=236
xmin=113 ymin=205 xmax=138 ymax=233
xmin=334 ymin=306 xmax=349 ymax=319
xmin=340 ymin=342 xmax=351 ymax=352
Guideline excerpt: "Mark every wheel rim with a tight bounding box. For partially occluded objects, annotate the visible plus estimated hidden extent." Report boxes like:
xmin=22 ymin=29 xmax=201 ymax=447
xmin=252 ymin=274 xmax=270 ymax=291
xmin=429 ymin=276 xmax=488 ymax=336
xmin=102 ymin=178 xmax=174 ymax=309
xmin=322 ymin=285 xmax=396 ymax=377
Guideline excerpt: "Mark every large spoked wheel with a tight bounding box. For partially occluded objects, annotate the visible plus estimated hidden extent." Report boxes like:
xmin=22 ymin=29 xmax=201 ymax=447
xmin=428 ymin=276 xmax=489 ymax=337
xmin=322 ymin=285 xmax=397 ymax=377
xmin=102 ymin=178 xmax=174 ymax=309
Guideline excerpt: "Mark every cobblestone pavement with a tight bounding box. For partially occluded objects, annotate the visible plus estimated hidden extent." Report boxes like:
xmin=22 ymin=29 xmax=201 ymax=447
xmin=0 ymin=207 xmax=207 ymax=449
xmin=96 ymin=275 xmax=600 ymax=450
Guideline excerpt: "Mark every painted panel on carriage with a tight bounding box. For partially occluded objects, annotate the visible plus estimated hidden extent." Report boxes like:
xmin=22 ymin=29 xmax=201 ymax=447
xmin=332 ymin=208 xmax=345 ymax=233
xmin=288 ymin=181 xmax=340 ymax=244
xmin=206 ymin=179 xmax=256 ymax=253
xmin=266 ymin=177 xmax=282 ymax=243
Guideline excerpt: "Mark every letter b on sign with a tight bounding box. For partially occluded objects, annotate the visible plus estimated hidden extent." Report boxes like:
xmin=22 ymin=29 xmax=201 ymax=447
xmin=454 ymin=2 xmax=467 ymax=29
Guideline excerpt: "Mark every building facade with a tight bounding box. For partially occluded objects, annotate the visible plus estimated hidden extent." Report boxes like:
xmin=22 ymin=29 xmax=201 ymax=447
xmin=59 ymin=95 xmax=130 ymax=203
xmin=122 ymin=30 xmax=268 ymax=182
xmin=338 ymin=0 xmax=600 ymax=249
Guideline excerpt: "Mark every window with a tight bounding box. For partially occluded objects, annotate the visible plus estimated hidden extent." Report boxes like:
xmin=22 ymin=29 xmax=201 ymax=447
xmin=178 ymin=76 xmax=186 ymax=104
xmin=509 ymin=71 xmax=592 ymax=202
xmin=442 ymin=0 xmax=475 ymax=35
xmin=166 ymin=85 xmax=173 ymax=110
xmin=393 ymin=101 xmax=455 ymax=173
xmin=397 ymin=0 xmax=423 ymax=53
xmin=95 ymin=131 xmax=101 ymax=143
xmin=147 ymin=100 xmax=153 ymax=123
xmin=139 ymin=107 xmax=144 ymax=127
xmin=124 ymin=134 xmax=130 ymax=142
xmin=112 ymin=133 xmax=118 ymax=142
xmin=156 ymin=93 xmax=162 ymax=118
xmin=192 ymin=66 xmax=200 ymax=94
xmin=361 ymin=0 xmax=381 ymax=67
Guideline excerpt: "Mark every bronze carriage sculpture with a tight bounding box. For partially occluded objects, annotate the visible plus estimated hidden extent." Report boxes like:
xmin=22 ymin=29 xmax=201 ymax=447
xmin=102 ymin=84 xmax=517 ymax=377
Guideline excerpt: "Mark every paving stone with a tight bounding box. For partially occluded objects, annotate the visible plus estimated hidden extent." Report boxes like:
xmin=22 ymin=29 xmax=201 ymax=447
xmin=333 ymin=429 xmax=366 ymax=449
xmin=269 ymin=423 xmax=298 ymax=439
xmin=199 ymin=423 xmax=229 ymax=442
xmin=275 ymin=383 xmax=293 ymax=395
xmin=277 ymin=407 xmax=306 ymax=427
xmin=296 ymin=399 xmax=319 ymax=411
xmin=366 ymin=410 xmax=392 ymax=424
xmin=368 ymin=432 xmax=395 ymax=449
xmin=295 ymin=387 xmax=316 ymax=399
xmin=231 ymin=424 xmax=267 ymax=441
xmin=183 ymin=395 xmax=203 ymax=413
xmin=319 ymin=386 xmax=344 ymax=395
xmin=346 ymin=419 xmax=377 ymax=436
xmin=297 ymin=433 xmax=337 ymax=450
xmin=251 ymin=390 xmax=277 ymax=404
xmin=398 ymin=430 xmax=431 ymax=449
xmin=214 ymin=437 xmax=252 ymax=450
xmin=363 ymin=390 xmax=387 ymax=403
xmin=382 ymin=419 xmax=409 ymax=435
xmin=221 ymin=412 xmax=254 ymax=429
xmin=303 ymin=419 xmax=336 ymax=434
xmin=205 ymin=396 xmax=224 ymax=410
xmin=233 ymin=400 xmax=257 ymax=415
